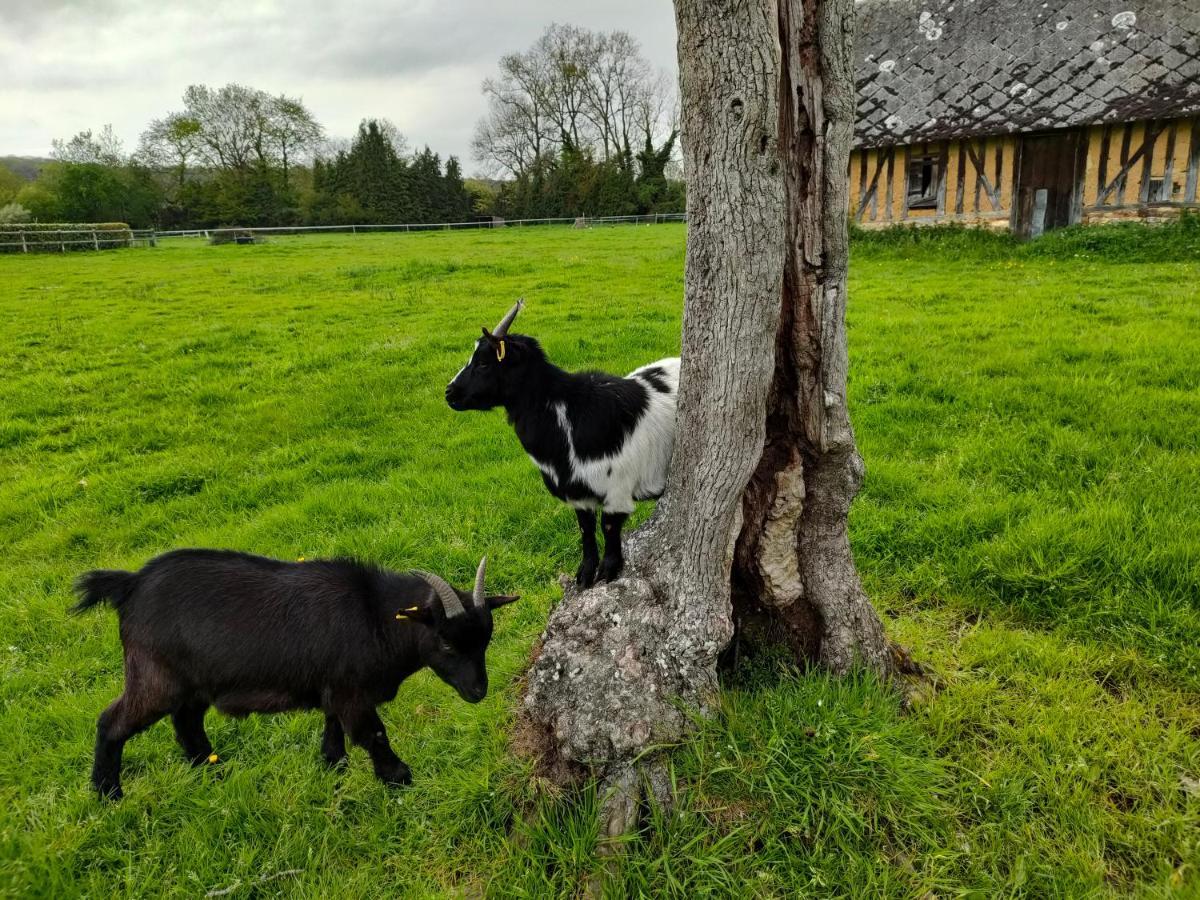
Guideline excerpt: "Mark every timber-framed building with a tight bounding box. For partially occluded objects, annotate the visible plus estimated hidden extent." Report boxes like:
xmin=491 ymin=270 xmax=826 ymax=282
xmin=852 ymin=0 xmax=1200 ymax=235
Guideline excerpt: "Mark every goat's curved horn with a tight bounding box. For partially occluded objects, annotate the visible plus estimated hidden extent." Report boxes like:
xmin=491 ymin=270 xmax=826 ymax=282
xmin=491 ymin=299 xmax=525 ymax=338
xmin=415 ymin=571 xmax=466 ymax=619
xmin=473 ymin=556 xmax=487 ymax=608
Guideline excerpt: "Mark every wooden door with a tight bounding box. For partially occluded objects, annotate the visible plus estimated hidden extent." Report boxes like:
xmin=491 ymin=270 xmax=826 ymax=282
xmin=1015 ymin=131 xmax=1085 ymax=238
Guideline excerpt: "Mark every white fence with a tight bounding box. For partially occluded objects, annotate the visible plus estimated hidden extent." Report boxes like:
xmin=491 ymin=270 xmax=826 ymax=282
xmin=0 ymin=227 xmax=158 ymax=253
xmin=0 ymin=214 xmax=686 ymax=253
xmin=154 ymin=212 xmax=687 ymax=240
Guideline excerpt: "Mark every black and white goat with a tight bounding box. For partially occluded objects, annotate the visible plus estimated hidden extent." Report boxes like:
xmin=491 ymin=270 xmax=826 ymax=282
xmin=72 ymin=550 xmax=517 ymax=799
xmin=445 ymin=300 xmax=679 ymax=586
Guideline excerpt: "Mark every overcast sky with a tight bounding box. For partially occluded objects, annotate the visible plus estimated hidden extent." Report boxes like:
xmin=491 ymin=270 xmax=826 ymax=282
xmin=0 ymin=0 xmax=679 ymax=173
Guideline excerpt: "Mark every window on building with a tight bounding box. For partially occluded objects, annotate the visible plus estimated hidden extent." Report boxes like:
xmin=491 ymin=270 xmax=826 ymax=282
xmin=1147 ymin=177 xmax=1183 ymax=202
xmin=907 ymin=155 xmax=940 ymax=209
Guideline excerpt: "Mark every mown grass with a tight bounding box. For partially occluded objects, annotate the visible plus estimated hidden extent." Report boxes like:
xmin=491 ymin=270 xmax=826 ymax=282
xmin=1 ymin=223 xmax=1198 ymax=897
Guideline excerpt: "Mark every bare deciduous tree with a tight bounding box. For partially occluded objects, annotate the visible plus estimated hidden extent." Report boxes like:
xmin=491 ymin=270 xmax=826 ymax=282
xmin=137 ymin=114 xmax=202 ymax=190
xmin=473 ymin=48 xmax=554 ymax=177
xmin=518 ymin=0 xmax=919 ymax=850
xmin=51 ymin=125 xmax=126 ymax=166
xmin=537 ymin=23 xmax=592 ymax=150
xmin=182 ymin=84 xmax=260 ymax=172
xmin=472 ymin=24 xmax=679 ymax=176
xmin=268 ymin=95 xmax=324 ymax=185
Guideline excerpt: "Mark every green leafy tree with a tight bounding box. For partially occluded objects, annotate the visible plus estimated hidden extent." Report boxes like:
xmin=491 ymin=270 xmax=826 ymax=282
xmin=0 ymin=164 xmax=25 ymax=205
xmin=26 ymin=161 xmax=161 ymax=227
xmin=137 ymin=114 xmax=203 ymax=192
xmin=408 ymin=147 xmax=443 ymax=222
xmin=442 ymin=156 xmax=473 ymax=221
xmin=0 ymin=202 xmax=32 ymax=224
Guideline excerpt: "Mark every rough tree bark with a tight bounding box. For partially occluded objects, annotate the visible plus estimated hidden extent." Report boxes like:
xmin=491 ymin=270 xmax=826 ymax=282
xmin=518 ymin=0 xmax=918 ymax=844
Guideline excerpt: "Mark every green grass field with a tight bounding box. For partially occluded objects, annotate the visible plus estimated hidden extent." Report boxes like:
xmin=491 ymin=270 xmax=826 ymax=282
xmin=2 ymin=224 xmax=1198 ymax=897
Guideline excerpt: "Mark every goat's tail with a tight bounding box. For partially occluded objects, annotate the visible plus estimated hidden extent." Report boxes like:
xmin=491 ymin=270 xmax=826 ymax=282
xmin=71 ymin=569 xmax=138 ymax=615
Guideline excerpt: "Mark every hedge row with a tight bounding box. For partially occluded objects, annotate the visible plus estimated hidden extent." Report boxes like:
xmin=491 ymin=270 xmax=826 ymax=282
xmin=0 ymin=223 xmax=134 ymax=253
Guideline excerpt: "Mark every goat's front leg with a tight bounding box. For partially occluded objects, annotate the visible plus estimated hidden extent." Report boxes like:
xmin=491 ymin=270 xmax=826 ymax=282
xmin=597 ymin=511 xmax=629 ymax=583
xmin=575 ymin=508 xmax=600 ymax=588
xmin=340 ymin=705 xmax=411 ymax=786
xmin=320 ymin=713 xmax=347 ymax=768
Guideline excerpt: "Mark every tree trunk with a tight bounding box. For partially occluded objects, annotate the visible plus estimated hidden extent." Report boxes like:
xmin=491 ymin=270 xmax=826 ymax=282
xmin=518 ymin=0 xmax=917 ymax=846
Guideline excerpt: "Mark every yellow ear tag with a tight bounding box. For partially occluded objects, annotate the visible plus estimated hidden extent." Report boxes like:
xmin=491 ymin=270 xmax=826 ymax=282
xmin=207 ymin=753 xmax=219 ymax=764
xmin=496 ymin=340 xmax=506 ymax=362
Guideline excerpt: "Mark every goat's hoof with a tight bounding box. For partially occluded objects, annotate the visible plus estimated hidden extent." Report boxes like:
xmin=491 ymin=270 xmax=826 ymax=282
xmin=575 ymin=559 xmax=599 ymax=589
xmin=379 ymin=763 xmax=413 ymax=787
xmin=95 ymin=780 xmax=123 ymax=801
xmin=596 ymin=557 xmax=624 ymax=583
xmin=322 ymin=751 xmax=348 ymax=770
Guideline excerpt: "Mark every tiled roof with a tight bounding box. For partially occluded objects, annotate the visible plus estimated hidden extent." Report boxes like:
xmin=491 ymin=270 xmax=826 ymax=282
xmin=854 ymin=0 xmax=1200 ymax=147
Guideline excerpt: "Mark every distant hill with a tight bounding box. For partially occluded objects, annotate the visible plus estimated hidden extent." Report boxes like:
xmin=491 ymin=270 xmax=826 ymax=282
xmin=0 ymin=157 xmax=52 ymax=181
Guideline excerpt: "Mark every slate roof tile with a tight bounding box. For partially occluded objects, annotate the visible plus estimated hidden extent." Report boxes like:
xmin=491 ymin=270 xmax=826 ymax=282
xmin=854 ymin=0 xmax=1200 ymax=147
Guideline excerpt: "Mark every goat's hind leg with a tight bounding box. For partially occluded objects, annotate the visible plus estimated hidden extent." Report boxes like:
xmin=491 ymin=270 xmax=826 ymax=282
xmin=172 ymin=700 xmax=214 ymax=765
xmin=93 ymin=648 xmax=180 ymax=799
xmin=93 ymin=694 xmax=172 ymax=800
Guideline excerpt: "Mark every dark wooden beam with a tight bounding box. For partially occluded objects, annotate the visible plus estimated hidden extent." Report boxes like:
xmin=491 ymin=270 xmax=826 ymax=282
xmin=937 ymin=141 xmax=948 ymax=214
xmin=965 ymin=140 xmax=1001 ymax=210
xmin=1161 ymin=122 xmax=1177 ymax=202
xmin=1186 ymin=118 xmax=1200 ymax=203
xmin=884 ymin=147 xmax=895 ymax=221
xmin=1115 ymin=123 xmax=1134 ymax=206
xmin=1096 ymin=124 xmax=1112 ymax=208
xmin=1099 ymin=122 xmax=1164 ymax=206
xmin=1139 ymin=120 xmax=1159 ymax=204
xmin=856 ymin=150 xmax=886 ymax=221
xmin=955 ymin=140 xmax=966 ymax=215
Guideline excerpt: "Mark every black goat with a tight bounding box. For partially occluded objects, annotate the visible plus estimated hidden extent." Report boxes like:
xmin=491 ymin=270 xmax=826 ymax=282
xmin=445 ymin=301 xmax=679 ymax=586
xmin=72 ymin=549 xmax=516 ymax=799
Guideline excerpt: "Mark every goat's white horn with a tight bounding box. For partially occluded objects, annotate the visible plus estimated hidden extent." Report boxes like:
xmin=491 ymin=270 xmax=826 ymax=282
xmin=473 ymin=556 xmax=487 ymax=608
xmin=491 ymin=299 xmax=525 ymax=337
xmin=415 ymin=571 xmax=466 ymax=619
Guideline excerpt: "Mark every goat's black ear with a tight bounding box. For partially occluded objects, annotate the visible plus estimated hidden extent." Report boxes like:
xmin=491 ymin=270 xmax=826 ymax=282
xmin=486 ymin=594 xmax=519 ymax=611
xmin=481 ymin=326 xmax=499 ymax=344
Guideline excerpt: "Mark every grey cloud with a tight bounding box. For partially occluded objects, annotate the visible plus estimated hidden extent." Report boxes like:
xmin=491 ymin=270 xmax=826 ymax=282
xmin=0 ymin=0 xmax=677 ymax=167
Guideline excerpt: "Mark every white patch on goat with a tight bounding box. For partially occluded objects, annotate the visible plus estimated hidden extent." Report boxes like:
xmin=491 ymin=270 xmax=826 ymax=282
xmin=530 ymin=454 xmax=559 ymax=487
xmin=448 ymin=339 xmax=483 ymax=388
xmin=552 ymin=358 xmax=680 ymax=514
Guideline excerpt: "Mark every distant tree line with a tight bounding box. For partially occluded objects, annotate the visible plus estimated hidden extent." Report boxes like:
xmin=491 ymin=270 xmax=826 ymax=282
xmin=472 ymin=24 xmax=685 ymax=218
xmin=0 ymin=23 xmax=684 ymax=229
xmin=1 ymin=86 xmax=475 ymax=229
xmin=310 ymin=122 xmax=473 ymax=225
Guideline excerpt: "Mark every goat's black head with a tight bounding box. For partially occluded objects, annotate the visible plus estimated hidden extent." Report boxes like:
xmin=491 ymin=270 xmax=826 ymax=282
xmin=445 ymin=299 xmax=543 ymax=411
xmin=401 ymin=557 xmax=518 ymax=703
